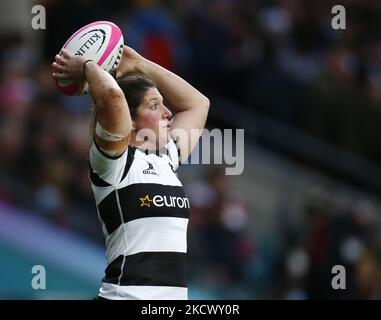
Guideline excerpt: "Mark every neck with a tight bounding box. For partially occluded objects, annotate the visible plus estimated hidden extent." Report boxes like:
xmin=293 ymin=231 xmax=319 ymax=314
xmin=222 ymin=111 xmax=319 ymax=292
xmin=129 ymin=132 xmax=158 ymax=151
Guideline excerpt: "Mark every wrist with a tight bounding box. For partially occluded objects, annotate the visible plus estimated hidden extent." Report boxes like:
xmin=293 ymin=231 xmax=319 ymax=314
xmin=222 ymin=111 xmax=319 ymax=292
xmin=134 ymin=57 xmax=149 ymax=74
xmin=83 ymin=59 xmax=95 ymax=80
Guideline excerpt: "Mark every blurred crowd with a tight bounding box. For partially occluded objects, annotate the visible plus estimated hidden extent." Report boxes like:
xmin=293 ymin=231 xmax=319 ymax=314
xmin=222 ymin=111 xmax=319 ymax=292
xmin=41 ymin=0 xmax=381 ymax=161
xmin=185 ymin=167 xmax=381 ymax=299
xmin=0 ymin=0 xmax=381 ymax=299
xmin=278 ymin=193 xmax=381 ymax=300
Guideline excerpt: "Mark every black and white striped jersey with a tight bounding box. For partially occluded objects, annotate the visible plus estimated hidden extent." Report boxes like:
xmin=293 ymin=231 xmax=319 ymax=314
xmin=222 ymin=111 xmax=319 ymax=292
xmin=89 ymin=139 xmax=189 ymax=300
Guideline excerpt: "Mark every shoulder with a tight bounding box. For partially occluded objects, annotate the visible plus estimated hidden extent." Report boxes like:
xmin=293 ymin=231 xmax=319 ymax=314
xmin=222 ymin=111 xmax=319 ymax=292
xmin=89 ymin=141 xmax=137 ymax=186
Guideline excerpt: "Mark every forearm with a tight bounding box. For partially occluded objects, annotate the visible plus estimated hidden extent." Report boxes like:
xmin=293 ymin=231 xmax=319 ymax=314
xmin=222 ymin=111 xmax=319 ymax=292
xmin=135 ymin=58 xmax=209 ymax=112
xmin=85 ymin=61 xmax=123 ymax=106
xmin=85 ymin=61 xmax=132 ymax=138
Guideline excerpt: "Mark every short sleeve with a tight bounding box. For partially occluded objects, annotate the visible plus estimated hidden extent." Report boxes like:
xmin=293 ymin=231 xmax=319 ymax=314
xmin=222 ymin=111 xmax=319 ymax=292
xmin=89 ymin=141 xmax=129 ymax=186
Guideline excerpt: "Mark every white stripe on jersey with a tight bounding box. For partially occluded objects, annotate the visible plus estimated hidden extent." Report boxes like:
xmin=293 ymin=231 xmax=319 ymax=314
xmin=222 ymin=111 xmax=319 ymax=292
xmin=106 ymin=217 xmax=188 ymax=264
xmin=99 ymin=283 xmax=188 ymax=300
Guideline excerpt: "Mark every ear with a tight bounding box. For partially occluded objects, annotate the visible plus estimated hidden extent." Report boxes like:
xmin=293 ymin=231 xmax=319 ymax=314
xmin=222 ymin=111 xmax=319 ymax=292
xmin=131 ymin=120 xmax=136 ymax=131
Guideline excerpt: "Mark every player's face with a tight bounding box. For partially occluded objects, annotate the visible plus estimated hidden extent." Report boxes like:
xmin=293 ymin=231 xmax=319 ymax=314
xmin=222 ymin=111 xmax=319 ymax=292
xmin=134 ymin=87 xmax=172 ymax=149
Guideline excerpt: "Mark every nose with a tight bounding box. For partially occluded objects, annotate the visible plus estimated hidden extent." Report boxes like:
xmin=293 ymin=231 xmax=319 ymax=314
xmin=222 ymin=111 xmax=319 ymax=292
xmin=162 ymin=105 xmax=172 ymax=119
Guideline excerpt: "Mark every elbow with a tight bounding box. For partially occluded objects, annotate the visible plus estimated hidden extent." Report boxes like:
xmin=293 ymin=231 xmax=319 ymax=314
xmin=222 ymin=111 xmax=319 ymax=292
xmin=95 ymin=87 xmax=125 ymax=114
xmin=197 ymin=97 xmax=210 ymax=119
xmin=203 ymin=97 xmax=210 ymax=113
xmin=98 ymin=87 xmax=125 ymax=110
xmin=106 ymin=87 xmax=124 ymax=101
xmin=200 ymin=96 xmax=210 ymax=110
xmin=204 ymin=97 xmax=210 ymax=109
xmin=92 ymin=84 xmax=124 ymax=106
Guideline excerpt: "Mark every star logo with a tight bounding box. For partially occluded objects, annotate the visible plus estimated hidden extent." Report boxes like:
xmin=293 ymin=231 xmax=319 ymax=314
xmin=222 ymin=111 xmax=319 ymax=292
xmin=139 ymin=195 xmax=152 ymax=207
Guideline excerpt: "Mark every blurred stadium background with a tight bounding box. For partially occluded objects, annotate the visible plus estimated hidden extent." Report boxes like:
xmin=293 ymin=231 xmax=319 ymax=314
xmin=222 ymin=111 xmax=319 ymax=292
xmin=0 ymin=0 xmax=381 ymax=299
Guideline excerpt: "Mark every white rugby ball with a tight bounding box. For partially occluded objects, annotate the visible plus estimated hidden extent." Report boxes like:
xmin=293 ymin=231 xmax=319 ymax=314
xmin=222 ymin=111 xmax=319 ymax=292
xmin=55 ymin=21 xmax=124 ymax=96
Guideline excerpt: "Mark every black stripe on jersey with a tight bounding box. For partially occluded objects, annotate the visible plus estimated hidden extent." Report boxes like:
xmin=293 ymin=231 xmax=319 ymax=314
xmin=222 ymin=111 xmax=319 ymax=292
xmin=89 ymin=163 xmax=111 ymax=187
xmin=103 ymin=252 xmax=187 ymax=287
xmin=120 ymin=146 xmax=136 ymax=182
xmin=94 ymin=139 xmax=126 ymax=160
xmin=98 ymin=183 xmax=189 ymax=234
xmin=98 ymin=190 xmax=121 ymax=234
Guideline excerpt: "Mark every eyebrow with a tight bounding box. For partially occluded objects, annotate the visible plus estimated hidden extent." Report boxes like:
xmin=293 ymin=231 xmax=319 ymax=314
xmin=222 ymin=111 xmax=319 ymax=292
xmin=148 ymin=97 xmax=163 ymax=103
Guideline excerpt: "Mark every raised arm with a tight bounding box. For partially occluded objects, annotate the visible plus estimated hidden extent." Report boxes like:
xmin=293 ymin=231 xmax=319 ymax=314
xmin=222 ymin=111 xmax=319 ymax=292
xmin=117 ymin=46 xmax=210 ymax=162
xmin=52 ymin=49 xmax=132 ymax=157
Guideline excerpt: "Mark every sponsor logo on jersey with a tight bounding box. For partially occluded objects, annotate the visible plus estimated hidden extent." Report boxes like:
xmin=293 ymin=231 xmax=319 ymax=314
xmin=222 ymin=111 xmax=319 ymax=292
xmin=139 ymin=195 xmax=153 ymax=207
xmin=139 ymin=194 xmax=190 ymax=209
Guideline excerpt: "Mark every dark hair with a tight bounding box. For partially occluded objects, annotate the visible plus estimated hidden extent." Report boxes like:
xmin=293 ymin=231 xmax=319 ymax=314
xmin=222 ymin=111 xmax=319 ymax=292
xmin=116 ymin=72 xmax=157 ymax=120
xmin=90 ymin=72 xmax=156 ymax=140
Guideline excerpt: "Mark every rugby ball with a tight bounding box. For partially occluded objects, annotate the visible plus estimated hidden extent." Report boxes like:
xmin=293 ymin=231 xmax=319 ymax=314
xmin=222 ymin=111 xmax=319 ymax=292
xmin=55 ymin=21 xmax=124 ymax=96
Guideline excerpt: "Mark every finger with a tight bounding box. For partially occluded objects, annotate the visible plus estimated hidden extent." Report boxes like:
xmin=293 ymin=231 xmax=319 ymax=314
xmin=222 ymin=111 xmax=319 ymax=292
xmin=52 ymin=62 xmax=65 ymax=72
xmin=55 ymin=54 xmax=66 ymax=65
xmin=52 ymin=72 xmax=69 ymax=80
xmin=59 ymin=48 xmax=71 ymax=59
